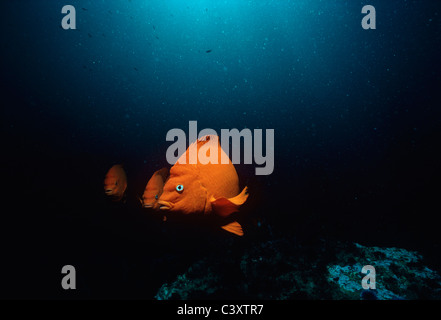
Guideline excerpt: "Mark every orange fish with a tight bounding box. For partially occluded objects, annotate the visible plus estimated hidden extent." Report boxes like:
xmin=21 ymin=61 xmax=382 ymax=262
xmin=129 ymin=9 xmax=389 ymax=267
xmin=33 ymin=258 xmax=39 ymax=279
xmin=103 ymin=164 xmax=127 ymax=201
xmin=141 ymin=167 xmax=169 ymax=210
xmin=157 ymin=135 xmax=249 ymax=236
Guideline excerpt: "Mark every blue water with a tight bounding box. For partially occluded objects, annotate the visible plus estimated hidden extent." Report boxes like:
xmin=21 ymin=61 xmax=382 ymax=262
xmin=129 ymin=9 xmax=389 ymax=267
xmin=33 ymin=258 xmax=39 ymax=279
xmin=2 ymin=0 xmax=440 ymax=298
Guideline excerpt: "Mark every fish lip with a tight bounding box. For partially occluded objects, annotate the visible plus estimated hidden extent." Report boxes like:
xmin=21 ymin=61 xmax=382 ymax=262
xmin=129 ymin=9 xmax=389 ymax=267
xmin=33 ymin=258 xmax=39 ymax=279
xmin=105 ymin=189 xmax=113 ymax=194
xmin=157 ymin=200 xmax=173 ymax=210
xmin=143 ymin=204 xmax=153 ymax=208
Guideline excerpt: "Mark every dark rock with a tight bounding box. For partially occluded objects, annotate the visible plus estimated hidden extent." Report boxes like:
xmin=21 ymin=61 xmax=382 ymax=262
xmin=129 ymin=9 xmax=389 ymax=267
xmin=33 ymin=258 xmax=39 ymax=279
xmin=155 ymin=238 xmax=441 ymax=300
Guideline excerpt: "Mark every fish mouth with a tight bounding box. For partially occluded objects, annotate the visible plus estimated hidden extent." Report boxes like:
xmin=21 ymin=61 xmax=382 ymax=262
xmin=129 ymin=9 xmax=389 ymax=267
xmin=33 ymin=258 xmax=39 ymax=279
xmin=143 ymin=203 xmax=153 ymax=209
xmin=105 ymin=189 xmax=113 ymax=195
xmin=157 ymin=200 xmax=174 ymax=210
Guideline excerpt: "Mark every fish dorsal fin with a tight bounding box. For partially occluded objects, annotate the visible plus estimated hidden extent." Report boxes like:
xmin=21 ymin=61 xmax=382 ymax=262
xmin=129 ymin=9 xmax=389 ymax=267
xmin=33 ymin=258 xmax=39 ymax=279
xmin=175 ymin=138 xmax=201 ymax=165
xmin=221 ymin=221 xmax=244 ymax=236
xmin=176 ymin=135 xmax=220 ymax=165
xmin=198 ymin=135 xmax=219 ymax=143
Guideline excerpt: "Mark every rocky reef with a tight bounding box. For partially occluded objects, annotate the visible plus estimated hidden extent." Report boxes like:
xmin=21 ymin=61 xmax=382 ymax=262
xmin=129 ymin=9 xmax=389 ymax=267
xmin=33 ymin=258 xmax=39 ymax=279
xmin=155 ymin=238 xmax=441 ymax=300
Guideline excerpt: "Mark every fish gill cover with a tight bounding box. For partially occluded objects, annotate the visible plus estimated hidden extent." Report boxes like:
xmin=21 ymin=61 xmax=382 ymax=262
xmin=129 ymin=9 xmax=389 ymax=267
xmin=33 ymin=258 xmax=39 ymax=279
xmin=1 ymin=0 xmax=441 ymax=301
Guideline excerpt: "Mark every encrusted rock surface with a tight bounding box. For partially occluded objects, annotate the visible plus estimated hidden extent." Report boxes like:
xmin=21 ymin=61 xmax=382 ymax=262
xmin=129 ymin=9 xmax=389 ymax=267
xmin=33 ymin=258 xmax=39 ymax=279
xmin=155 ymin=238 xmax=441 ymax=300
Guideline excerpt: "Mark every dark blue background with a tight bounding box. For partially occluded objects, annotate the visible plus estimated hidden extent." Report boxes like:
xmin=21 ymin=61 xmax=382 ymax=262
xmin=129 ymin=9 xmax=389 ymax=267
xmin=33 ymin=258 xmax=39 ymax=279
xmin=1 ymin=0 xmax=440 ymax=298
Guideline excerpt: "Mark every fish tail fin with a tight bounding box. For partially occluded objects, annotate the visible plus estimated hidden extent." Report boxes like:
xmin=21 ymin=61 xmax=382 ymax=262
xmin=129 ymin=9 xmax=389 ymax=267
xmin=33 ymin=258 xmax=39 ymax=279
xmin=221 ymin=221 xmax=244 ymax=236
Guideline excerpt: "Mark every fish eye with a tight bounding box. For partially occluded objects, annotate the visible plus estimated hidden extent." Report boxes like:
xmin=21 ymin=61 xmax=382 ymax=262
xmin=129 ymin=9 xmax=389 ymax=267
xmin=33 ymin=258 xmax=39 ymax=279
xmin=115 ymin=181 xmax=118 ymax=186
xmin=176 ymin=184 xmax=184 ymax=193
xmin=155 ymin=194 xmax=158 ymax=200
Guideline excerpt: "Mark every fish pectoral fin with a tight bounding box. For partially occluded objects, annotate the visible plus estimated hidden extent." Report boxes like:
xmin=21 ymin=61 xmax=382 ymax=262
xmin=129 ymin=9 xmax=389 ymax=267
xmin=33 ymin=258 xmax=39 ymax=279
xmin=228 ymin=186 xmax=249 ymax=206
xmin=211 ymin=187 xmax=249 ymax=217
xmin=221 ymin=221 xmax=244 ymax=236
xmin=211 ymin=197 xmax=240 ymax=217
